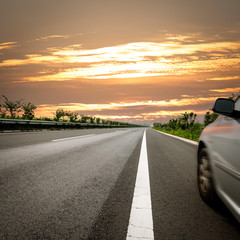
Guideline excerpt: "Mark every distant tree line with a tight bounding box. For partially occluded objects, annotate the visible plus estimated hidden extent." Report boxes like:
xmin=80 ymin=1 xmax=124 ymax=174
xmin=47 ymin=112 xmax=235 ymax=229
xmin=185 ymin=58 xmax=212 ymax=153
xmin=0 ymin=95 xmax=133 ymax=126
xmin=53 ymin=108 xmax=131 ymax=126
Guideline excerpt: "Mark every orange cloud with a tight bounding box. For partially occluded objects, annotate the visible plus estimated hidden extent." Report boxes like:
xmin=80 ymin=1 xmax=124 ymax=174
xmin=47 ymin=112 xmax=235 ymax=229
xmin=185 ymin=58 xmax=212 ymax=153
xmin=51 ymin=41 xmax=240 ymax=59
xmin=35 ymin=35 xmax=71 ymax=41
xmin=1 ymin=35 xmax=240 ymax=83
xmin=21 ymin=56 xmax=240 ymax=82
xmin=210 ymin=87 xmax=240 ymax=93
xmin=207 ymin=76 xmax=240 ymax=81
xmin=36 ymin=97 xmax=217 ymax=111
xmin=34 ymin=96 xmax=219 ymax=120
xmin=142 ymin=109 xmax=207 ymax=118
xmin=0 ymin=54 xmax=62 ymax=67
xmin=95 ymin=109 xmax=210 ymax=123
xmin=0 ymin=42 xmax=18 ymax=51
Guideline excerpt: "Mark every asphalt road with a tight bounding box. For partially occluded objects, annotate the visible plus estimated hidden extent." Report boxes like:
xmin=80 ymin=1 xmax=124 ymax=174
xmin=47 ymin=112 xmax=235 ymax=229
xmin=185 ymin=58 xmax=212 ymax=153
xmin=0 ymin=128 xmax=239 ymax=239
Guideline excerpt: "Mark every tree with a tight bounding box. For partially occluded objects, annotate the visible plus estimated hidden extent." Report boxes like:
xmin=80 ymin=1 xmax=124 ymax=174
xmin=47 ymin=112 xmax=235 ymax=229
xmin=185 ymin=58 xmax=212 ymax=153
xmin=188 ymin=112 xmax=197 ymax=126
xmin=0 ymin=97 xmax=6 ymax=118
xmin=80 ymin=115 xmax=88 ymax=123
xmin=89 ymin=116 xmax=95 ymax=124
xmin=204 ymin=111 xmax=219 ymax=126
xmin=54 ymin=108 xmax=65 ymax=121
xmin=0 ymin=104 xmax=6 ymax=118
xmin=2 ymin=95 xmax=22 ymax=118
xmin=168 ymin=119 xmax=177 ymax=130
xmin=96 ymin=117 xmax=101 ymax=124
xmin=66 ymin=112 xmax=78 ymax=122
xmin=22 ymin=102 xmax=37 ymax=120
xmin=178 ymin=112 xmax=197 ymax=130
xmin=228 ymin=92 xmax=240 ymax=100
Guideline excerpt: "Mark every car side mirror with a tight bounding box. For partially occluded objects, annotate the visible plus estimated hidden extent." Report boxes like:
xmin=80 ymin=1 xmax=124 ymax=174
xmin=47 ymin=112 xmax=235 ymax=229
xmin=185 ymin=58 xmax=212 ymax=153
xmin=212 ymin=98 xmax=235 ymax=116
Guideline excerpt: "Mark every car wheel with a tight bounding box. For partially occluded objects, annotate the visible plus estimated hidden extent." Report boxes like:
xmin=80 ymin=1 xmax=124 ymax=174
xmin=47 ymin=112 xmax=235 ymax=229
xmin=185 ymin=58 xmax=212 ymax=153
xmin=197 ymin=148 xmax=216 ymax=204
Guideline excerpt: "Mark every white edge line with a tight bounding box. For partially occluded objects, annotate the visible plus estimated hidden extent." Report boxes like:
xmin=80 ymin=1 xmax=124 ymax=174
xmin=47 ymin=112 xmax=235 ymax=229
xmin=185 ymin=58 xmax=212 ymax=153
xmin=153 ymin=129 xmax=198 ymax=146
xmin=126 ymin=130 xmax=154 ymax=240
xmin=52 ymin=134 xmax=95 ymax=142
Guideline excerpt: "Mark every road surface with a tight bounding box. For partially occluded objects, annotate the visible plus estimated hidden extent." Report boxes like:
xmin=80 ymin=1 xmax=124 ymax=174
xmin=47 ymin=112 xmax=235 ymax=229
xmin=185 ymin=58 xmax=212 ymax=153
xmin=0 ymin=128 xmax=239 ymax=239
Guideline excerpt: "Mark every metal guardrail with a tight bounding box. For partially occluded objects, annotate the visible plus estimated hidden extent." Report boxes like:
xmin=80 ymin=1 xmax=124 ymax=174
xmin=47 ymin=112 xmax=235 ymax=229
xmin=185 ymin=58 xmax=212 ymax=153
xmin=0 ymin=118 xmax=138 ymax=129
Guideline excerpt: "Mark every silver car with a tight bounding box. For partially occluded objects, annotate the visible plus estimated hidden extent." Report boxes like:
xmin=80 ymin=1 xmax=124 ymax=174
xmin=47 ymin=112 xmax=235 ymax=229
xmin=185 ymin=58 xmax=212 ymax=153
xmin=197 ymin=96 xmax=240 ymax=222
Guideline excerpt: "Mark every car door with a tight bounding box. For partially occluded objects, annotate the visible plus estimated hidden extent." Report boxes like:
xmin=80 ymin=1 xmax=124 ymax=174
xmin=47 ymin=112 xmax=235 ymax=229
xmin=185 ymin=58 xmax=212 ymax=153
xmin=211 ymin=98 xmax=240 ymax=207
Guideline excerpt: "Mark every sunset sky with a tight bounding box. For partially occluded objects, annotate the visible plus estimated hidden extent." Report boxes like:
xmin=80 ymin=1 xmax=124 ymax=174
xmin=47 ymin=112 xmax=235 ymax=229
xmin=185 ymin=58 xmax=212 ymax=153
xmin=1 ymin=0 xmax=240 ymax=124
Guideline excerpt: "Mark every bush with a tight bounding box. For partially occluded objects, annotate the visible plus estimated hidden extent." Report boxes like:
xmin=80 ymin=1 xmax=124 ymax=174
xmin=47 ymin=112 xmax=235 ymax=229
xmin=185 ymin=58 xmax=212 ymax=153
xmin=54 ymin=108 xmax=65 ymax=121
xmin=66 ymin=112 xmax=78 ymax=122
xmin=153 ymin=111 xmax=215 ymax=141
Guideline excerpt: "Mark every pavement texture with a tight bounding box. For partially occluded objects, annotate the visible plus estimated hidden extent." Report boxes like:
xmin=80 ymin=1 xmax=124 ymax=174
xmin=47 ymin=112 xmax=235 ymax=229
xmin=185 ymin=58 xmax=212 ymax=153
xmin=0 ymin=128 xmax=240 ymax=239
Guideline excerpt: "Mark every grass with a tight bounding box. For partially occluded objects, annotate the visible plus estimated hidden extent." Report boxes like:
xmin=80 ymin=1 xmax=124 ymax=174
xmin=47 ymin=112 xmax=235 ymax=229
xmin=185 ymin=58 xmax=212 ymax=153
xmin=152 ymin=127 xmax=204 ymax=142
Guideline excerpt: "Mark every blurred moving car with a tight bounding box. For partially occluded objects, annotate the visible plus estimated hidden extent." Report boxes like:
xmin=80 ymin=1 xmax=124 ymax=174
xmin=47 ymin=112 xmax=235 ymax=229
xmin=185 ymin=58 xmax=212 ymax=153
xmin=197 ymin=95 xmax=240 ymax=222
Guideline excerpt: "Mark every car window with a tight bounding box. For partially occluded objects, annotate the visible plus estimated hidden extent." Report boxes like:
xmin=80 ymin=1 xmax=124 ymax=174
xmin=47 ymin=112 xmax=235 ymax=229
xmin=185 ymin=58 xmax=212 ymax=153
xmin=235 ymin=98 xmax=240 ymax=111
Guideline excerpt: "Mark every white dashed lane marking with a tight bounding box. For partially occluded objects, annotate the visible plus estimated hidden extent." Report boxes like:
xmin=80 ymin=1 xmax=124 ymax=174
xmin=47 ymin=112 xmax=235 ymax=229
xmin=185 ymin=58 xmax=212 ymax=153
xmin=52 ymin=134 xmax=95 ymax=142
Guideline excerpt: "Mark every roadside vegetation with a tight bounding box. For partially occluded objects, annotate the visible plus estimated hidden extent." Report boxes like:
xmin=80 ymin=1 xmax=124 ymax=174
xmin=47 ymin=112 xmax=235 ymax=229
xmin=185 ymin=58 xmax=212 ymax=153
xmin=153 ymin=111 xmax=219 ymax=142
xmin=0 ymin=95 xmax=134 ymax=127
xmin=153 ymin=93 xmax=240 ymax=141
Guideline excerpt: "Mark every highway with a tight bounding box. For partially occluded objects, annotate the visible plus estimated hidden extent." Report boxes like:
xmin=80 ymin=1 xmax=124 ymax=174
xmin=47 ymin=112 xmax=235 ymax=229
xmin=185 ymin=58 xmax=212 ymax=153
xmin=0 ymin=128 xmax=239 ymax=239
